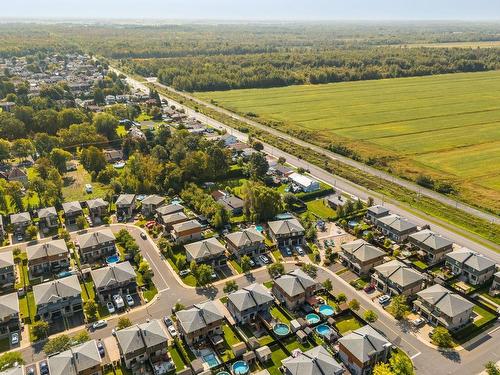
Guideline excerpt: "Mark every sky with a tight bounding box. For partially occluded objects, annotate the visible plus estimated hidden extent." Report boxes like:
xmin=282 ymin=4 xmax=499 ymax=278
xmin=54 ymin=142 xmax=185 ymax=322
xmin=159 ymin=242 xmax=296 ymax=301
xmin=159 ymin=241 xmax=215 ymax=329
xmin=3 ymin=0 xmax=500 ymax=20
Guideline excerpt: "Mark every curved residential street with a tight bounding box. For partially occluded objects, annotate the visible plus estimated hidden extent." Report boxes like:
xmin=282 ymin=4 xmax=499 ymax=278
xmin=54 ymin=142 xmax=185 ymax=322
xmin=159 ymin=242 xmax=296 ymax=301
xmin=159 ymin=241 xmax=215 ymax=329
xmin=7 ymin=224 xmax=499 ymax=375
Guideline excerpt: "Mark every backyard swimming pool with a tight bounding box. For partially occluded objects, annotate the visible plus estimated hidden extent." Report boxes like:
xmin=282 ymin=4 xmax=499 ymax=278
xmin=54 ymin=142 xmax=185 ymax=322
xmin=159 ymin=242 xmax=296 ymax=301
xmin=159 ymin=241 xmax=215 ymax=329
xmin=106 ymin=255 xmax=119 ymax=264
xmin=203 ymin=353 xmax=220 ymax=368
xmin=316 ymin=324 xmax=333 ymax=336
xmin=319 ymin=304 xmax=335 ymax=316
xmin=273 ymin=323 xmax=290 ymax=336
xmin=305 ymin=313 xmax=320 ymax=324
xmin=232 ymin=361 xmax=249 ymax=375
xmin=255 ymin=225 xmax=264 ymax=232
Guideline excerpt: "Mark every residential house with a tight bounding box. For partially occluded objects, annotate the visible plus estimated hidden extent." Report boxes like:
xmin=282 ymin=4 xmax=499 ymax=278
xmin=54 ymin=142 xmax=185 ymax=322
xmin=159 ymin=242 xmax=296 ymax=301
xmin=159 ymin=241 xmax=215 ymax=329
xmin=288 ymin=173 xmax=320 ymax=193
xmin=0 ymin=252 xmax=15 ymax=290
xmin=33 ymin=275 xmax=83 ymax=321
xmin=184 ymin=237 xmax=226 ymax=268
xmin=489 ymin=271 xmax=500 ymax=296
xmin=156 ymin=203 xmax=184 ymax=224
xmin=0 ymin=366 xmax=23 ymax=375
xmin=339 ymin=239 xmax=386 ymax=276
xmin=372 ymin=260 xmax=425 ymax=297
xmin=37 ymin=207 xmax=59 ymax=231
xmin=282 ymin=346 xmax=344 ymax=375
xmin=26 ymin=239 xmax=70 ymax=278
xmin=327 ymin=195 xmax=348 ymax=210
xmin=8 ymin=167 xmax=28 ymax=186
xmin=272 ymin=269 xmax=318 ymax=310
xmin=212 ymin=191 xmax=244 ymax=216
xmin=141 ymin=195 xmax=166 ymax=217
xmin=91 ymin=261 xmax=137 ymax=303
xmin=226 ymin=283 xmax=274 ymax=324
xmin=62 ymin=201 xmax=83 ymax=225
xmin=175 ymin=301 xmax=225 ymax=345
xmin=365 ymin=205 xmax=390 ymax=224
xmin=408 ymin=229 xmax=453 ymax=265
xmin=48 ymin=340 xmax=102 ymax=375
xmin=116 ymin=319 xmax=169 ymax=369
xmin=375 ymin=214 xmax=418 ymax=243
xmin=269 ymin=164 xmax=294 ymax=178
xmin=76 ymin=228 xmax=116 ymax=263
xmin=267 ymin=218 xmax=305 ymax=247
xmin=338 ymin=325 xmax=392 ymax=375
xmin=171 ymin=220 xmax=203 ymax=245
xmin=86 ymin=198 xmax=108 ymax=223
xmin=103 ymin=149 xmax=124 ymax=163
xmin=161 ymin=212 xmax=189 ymax=231
xmin=116 ymin=194 xmax=136 ymax=219
xmin=0 ymin=293 xmax=20 ymax=339
xmin=220 ymin=134 xmax=238 ymax=146
xmin=413 ymin=284 xmax=474 ymax=330
xmin=225 ymin=228 xmax=266 ymax=259
xmin=10 ymin=212 xmax=31 ymax=235
xmin=445 ymin=248 xmax=496 ymax=286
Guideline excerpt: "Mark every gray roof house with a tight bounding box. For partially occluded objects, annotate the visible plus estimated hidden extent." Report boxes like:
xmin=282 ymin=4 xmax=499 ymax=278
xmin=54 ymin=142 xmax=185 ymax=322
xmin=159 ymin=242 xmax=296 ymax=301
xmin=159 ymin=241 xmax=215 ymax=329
xmin=0 ymin=366 xmax=24 ymax=375
xmin=372 ymin=260 xmax=425 ymax=297
xmin=375 ymin=214 xmax=418 ymax=243
xmin=161 ymin=212 xmax=189 ymax=230
xmin=91 ymin=261 xmax=137 ymax=303
xmin=171 ymin=219 xmax=203 ymax=245
xmin=26 ymin=239 xmax=70 ymax=278
xmin=409 ymin=229 xmax=453 ymax=265
xmin=272 ymin=269 xmax=318 ymax=311
xmin=225 ymin=228 xmax=265 ymax=259
xmin=339 ymin=239 xmax=386 ymax=275
xmin=37 ymin=206 xmax=59 ymax=229
xmin=489 ymin=271 xmax=500 ymax=296
xmin=0 ymin=292 xmax=20 ymax=339
xmin=445 ymin=248 xmax=497 ymax=286
xmin=86 ymin=198 xmax=108 ymax=223
xmin=338 ymin=325 xmax=392 ymax=375
xmin=10 ymin=212 xmax=31 ymax=234
xmin=175 ymin=301 xmax=224 ymax=344
xmin=0 ymin=251 xmax=15 ymax=290
xmin=141 ymin=195 xmax=166 ymax=216
xmin=413 ymin=284 xmax=475 ymax=330
xmin=116 ymin=319 xmax=168 ymax=369
xmin=184 ymin=237 xmax=226 ymax=268
xmin=116 ymin=194 xmax=136 ymax=219
xmin=156 ymin=203 xmax=184 ymax=220
xmin=76 ymin=228 xmax=116 ymax=263
xmin=48 ymin=339 xmax=102 ymax=375
xmin=267 ymin=218 xmax=305 ymax=247
xmin=227 ymin=283 xmax=274 ymax=324
xmin=282 ymin=346 xmax=344 ymax=375
xmin=365 ymin=205 xmax=390 ymax=223
xmin=33 ymin=275 xmax=82 ymax=321
xmin=62 ymin=201 xmax=83 ymax=224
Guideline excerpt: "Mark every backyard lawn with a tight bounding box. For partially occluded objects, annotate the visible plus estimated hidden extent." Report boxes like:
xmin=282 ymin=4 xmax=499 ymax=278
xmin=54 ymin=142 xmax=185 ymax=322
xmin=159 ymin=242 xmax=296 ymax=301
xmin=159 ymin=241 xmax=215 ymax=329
xmin=412 ymin=260 xmax=428 ymax=270
xmin=263 ymin=346 xmax=289 ymax=375
xmin=62 ymin=164 xmax=110 ymax=202
xmin=270 ymin=306 xmax=291 ymax=324
xmin=283 ymin=336 xmax=313 ymax=353
xmin=169 ymin=346 xmax=186 ymax=371
xmin=334 ymin=314 xmax=364 ymax=334
xmin=305 ymin=199 xmax=336 ymax=219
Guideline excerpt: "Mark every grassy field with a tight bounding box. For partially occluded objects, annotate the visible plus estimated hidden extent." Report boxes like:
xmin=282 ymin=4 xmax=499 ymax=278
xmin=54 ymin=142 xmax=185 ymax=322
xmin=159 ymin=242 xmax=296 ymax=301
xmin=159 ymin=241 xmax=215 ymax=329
xmin=197 ymin=71 xmax=500 ymax=213
xmin=405 ymin=41 xmax=500 ymax=48
xmin=62 ymin=164 xmax=110 ymax=202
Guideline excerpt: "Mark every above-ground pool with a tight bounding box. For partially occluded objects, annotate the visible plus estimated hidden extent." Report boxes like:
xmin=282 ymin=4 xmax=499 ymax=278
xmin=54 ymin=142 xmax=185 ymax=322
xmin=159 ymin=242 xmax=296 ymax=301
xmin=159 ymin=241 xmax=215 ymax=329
xmin=273 ymin=323 xmax=291 ymax=336
xmin=255 ymin=225 xmax=264 ymax=232
xmin=113 ymin=161 xmax=125 ymax=169
xmin=203 ymin=353 xmax=220 ymax=368
xmin=316 ymin=324 xmax=333 ymax=336
xmin=348 ymin=220 xmax=358 ymax=228
xmin=319 ymin=304 xmax=335 ymax=316
xmin=106 ymin=255 xmax=119 ymax=264
xmin=305 ymin=313 xmax=320 ymax=325
xmin=232 ymin=361 xmax=250 ymax=375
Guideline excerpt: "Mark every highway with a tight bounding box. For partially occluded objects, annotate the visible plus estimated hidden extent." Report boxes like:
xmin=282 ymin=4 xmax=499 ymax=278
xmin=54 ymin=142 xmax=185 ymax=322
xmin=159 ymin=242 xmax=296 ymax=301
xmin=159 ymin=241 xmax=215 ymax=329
xmin=111 ymin=67 xmax=500 ymax=263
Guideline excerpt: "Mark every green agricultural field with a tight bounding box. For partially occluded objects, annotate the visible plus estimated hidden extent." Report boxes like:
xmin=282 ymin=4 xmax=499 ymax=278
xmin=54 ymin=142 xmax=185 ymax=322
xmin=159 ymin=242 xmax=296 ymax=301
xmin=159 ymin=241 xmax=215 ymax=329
xmin=197 ymin=71 xmax=500 ymax=212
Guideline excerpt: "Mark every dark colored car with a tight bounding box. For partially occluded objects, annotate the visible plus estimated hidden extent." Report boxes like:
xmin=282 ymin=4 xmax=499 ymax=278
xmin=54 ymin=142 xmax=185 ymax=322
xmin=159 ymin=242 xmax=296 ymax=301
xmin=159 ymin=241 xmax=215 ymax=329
xmin=39 ymin=361 xmax=49 ymax=375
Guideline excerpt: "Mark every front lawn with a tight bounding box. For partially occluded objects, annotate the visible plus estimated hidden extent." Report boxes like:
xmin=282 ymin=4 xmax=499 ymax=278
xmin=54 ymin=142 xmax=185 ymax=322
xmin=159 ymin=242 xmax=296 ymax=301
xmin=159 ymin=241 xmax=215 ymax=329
xmin=334 ymin=314 xmax=364 ymax=334
xmin=306 ymin=199 xmax=336 ymax=219
xmin=229 ymin=260 xmax=243 ymax=274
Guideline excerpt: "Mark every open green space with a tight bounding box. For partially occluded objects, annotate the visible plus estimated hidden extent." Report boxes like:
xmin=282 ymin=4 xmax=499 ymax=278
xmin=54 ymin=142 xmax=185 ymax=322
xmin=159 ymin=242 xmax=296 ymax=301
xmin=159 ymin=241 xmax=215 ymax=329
xmin=334 ymin=314 xmax=364 ymax=334
xmin=305 ymin=199 xmax=336 ymax=219
xmin=197 ymin=70 xmax=500 ymax=213
xmin=62 ymin=164 xmax=110 ymax=202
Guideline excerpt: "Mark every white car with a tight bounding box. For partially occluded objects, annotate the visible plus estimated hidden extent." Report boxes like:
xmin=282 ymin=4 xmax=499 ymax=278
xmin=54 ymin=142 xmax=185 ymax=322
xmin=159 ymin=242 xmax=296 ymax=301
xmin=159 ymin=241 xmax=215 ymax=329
xmin=125 ymin=294 xmax=134 ymax=306
xmin=113 ymin=295 xmax=125 ymax=309
xmin=93 ymin=320 xmax=107 ymax=329
xmin=412 ymin=317 xmax=427 ymax=327
xmin=259 ymin=255 xmax=269 ymax=264
xmin=179 ymin=269 xmax=191 ymax=277
xmin=85 ymin=184 xmax=93 ymax=193
xmin=378 ymin=295 xmax=391 ymax=304
xmin=10 ymin=332 xmax=19 ymax=346
xmin=295 ymin=246 xmax=305 ymax=256
xmin=107 ymin=302 xmax=115 ymax=314
xmin=168 ymin=325 xmax=177 ymax=337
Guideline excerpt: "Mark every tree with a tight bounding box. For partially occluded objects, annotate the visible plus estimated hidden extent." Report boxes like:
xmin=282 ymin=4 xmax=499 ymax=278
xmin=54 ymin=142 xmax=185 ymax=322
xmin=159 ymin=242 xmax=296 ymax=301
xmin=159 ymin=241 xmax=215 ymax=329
xmin=322 ymin=279 xmax=333 ymax=292
xmin=84 ymin=300 xmax=98 ymax=321
xmin=388 ymin=295 xmax=410 ymax=320
xmin=49 ymin=148 xmax=72 ymax=174
xmin=348 ymin=299 xmax=360 ymax=311
xmin=252 ymin=141 xmax=264 ymax=151
xmin=212 ymin=205 xmax=230 ymax=230
xmin=485 ymin=361 xmax=500 ymax=375
xmin=242 ymin=181 xmax=282 ymax=222
xmin=0 ymin=112 xmax=25 ymax=140
xmin=384 ymin=238 xmax=392 ymax=249
xmin=26 ymin=225 xmax=38 ymax=240
xmin=223 ymin=280 xmax=239 ymax=293
xmin=195 ymin=264 xmax=215 ymax=287
xmin=32 ymin=320 xmax=49 ymax=340
xmin=11 ymin=138 xmax=35 ymax=159
xmin=268 ymin=262 xmax=285 ymax=278
xmin=80 ymin=146 xmax=106 ymax=174
xmin=367 ymin=196 xmax=375 ymax=207
xmin=301 ymin=263 xmax=317 ymax=278
xmin=240 ymin=255 xmax=252 ymax=273
xmin=336 ymin=293 xmax=347 ymax=303
xmin=73 ymin=330 xmax=90 ymax=344
xmin=364 ymin=310 xmax=378 ymax=322
xmin=389 ymin=351 xmax=414 ymax=375
xmin=58 ymin=108 xmax=86 ymax=129
xmin=0 ymin=138 xmax=10 ymax=163
xmin=76 ymin=215 xmax=87 ymax=230
xmin=246 ymin=152 xmax=269 ymax=180
xmin=93 ymin=112 xmax=118 ymax=140
xmin=58 ymin=123 xmax=107 ymax=150
xmin=0 ymin=352 xmax=24 ymax=370
xmin=117 ymin=317 xmax=133 ymax=330
xmin=430 ymin=327 xmax=453 ymax=348
xmin=373 ymin=363 xmax=393 ymax=375
xmin=283 ymin=192 xmax=299 ymax=211
xmin=44 ymin=334 xmax=72 ymax=354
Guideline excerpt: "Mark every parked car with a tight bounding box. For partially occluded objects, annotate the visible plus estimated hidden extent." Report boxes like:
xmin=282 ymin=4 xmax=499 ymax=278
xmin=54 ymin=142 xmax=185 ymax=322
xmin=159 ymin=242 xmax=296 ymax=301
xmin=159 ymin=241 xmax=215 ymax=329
xmin=248 ymin=259 xmax=255 ymax=267
xmin=39 ymin=361 xmax=49 ymax=375
xmin=140 ymin=232 xmax=147 ymax=240
xmin=295 ymin=246 xmax=305 ymax=256
xmin=27 ymin=367 xmax=35 ymax=375
xmin=211 ymin=272 xmax=217 ymax=280
xmin=10 ymin=332 xmax=19 ymax=345
xmin=284 ymin=247 xmax=292 ymax=256
xmin=85 ymin=184 xmax=93 ymax=193
xmin=363 ymin=284 xmax=375 ymax=293
xmin=163 ymin=316 xmax=173 ymax=327
xmin=378 ymin=295 xmax=391 ymax=304
xmin=412 ymin=317 xmax=427 ymax=327
xmin=111 ymin=328 xmax=116 ymax=336
xmin=168 ymin=325 xmax=177 ymax=337
xmin=259 ymin=255 xmax=269 ymax=265
xmin=113 ymin=294 xmax=125 ymax=309
xmin=93 ymin=320 xmax=107 ymax=330
xmin=16 ymin=234 xmax=23 ymax=242
xmin=107 ymin=302 xmax=115 ymax=314
xmin=97 ymin=341 xmax=105 ymax=357
xmin=179 ymin=269 xmax=191 ymax=277
xmin=125 ymin=294 xmax=134 ymax=306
